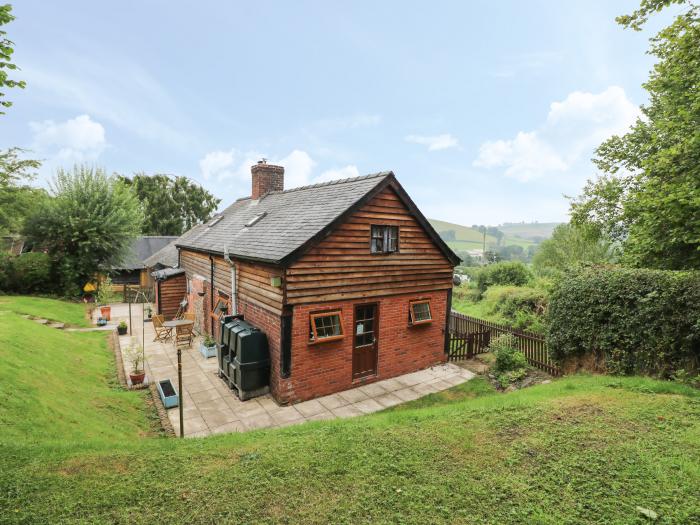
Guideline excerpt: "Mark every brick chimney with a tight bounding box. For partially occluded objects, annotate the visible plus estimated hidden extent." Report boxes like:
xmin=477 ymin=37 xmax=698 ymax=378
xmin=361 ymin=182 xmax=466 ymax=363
xmin=251 ymin=159 xmax=284 ymax=199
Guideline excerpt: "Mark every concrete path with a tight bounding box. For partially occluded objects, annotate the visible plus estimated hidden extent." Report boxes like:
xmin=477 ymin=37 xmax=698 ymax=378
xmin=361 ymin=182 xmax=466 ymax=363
xmin=105 ymin=303 xmax=475 ymax=438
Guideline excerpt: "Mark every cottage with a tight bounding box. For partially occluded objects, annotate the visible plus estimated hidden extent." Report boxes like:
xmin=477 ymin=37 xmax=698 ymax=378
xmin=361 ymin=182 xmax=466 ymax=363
xmin=161 ymin=161 xmax=459 ymax=404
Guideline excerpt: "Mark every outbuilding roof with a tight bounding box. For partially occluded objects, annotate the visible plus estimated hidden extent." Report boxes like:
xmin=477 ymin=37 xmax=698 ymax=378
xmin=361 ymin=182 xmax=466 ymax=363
xmin=176 ymin=171 xmax=459 ymax=266
xmin=115 ymin=236 xmax=179 ymax=270
xmin=143 ymin=239 xmax=179 ymax=269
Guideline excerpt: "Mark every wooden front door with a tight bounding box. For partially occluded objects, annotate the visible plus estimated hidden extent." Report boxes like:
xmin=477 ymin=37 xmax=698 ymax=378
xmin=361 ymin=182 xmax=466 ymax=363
xmin=352 ymin=304 xmax=378 ymax=379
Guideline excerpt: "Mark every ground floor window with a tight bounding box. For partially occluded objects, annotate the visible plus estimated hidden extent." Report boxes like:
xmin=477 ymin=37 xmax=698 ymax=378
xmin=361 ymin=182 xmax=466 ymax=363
xmin=409 ymin=300 xmax=432 ymax=325
xmin=309 ymin=310 xmax=344 ymax=343
xmin=111 ymin=270 xmax=140 ymax=285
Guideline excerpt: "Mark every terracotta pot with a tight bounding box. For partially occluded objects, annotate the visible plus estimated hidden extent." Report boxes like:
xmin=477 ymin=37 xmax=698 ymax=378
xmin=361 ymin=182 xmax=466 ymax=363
xmin=130 ymin=371 xmax=145 ymax=385
xmin=100 ymin=306 xmax=111 ymax=321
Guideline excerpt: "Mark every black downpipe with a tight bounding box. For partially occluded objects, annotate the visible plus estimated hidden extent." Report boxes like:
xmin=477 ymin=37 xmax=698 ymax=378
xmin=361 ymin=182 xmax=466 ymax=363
xmin=209 ymin=256 xmax=215 ymax=335
xmin=444 ymin=288 xmax=452 ymax=356
xmin=280 ymin=309 xmax=292 ymax=378
xmin=156 ymin=280 xmax=162 ymax=315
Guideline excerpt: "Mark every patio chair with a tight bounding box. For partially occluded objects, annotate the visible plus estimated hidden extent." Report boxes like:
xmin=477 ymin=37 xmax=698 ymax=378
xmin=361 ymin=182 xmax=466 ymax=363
xmin=152 ymin=314 xmax=172 ymax=343
xmin=183 ymin=313 xmax=196 ymax=322
xmin=175 ymin=323 xmax=194 ymax=349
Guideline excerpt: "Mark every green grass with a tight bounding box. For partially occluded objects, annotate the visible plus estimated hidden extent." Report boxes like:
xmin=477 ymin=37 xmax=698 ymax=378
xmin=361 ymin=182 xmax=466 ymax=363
xmin=0 ymin=295 xmax=91 ymax=327
xmin=1 ymin=297 xmax=699 ymax=524
xmin=429 ymin=219 xmax=537 ymax=250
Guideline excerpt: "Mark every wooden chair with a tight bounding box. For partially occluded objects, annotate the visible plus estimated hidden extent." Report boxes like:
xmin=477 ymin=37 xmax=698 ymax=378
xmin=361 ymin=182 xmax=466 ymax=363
xmin=183 ymin=313 xmax=196 ymax=322
xmin=175 ymin=323 xmax=194 ymax=349
xmin=152 ymin=314 xmax=172 ymax=343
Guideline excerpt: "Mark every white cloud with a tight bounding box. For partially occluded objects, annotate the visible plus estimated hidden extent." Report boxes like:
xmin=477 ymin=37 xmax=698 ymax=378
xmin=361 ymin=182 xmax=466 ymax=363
xmin=30 ymin=114 xmax=106 ymax=163
xmin=316 ymin=165 xmax=360 ymax=183
xmin=473 ymin=86 xmax=640 ymax=182
xmin=277 ymin=150 xmax=317 ymax=188
xmin=405 ymin=133 xmax=459 ymax=151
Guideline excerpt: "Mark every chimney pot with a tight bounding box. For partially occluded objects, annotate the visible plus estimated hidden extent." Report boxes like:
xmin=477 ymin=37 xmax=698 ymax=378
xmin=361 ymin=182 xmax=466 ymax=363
xmin=251 ymin=161 xmax=284 ymax=199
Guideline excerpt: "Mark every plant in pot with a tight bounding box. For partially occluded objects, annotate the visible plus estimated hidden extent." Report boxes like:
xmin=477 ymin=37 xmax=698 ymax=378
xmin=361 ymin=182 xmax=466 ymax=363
xmin=145 ymin=305 xmax=152 ymax=322
xmin=117 ymin=320 xmax=128 ymax=335
xmin=199 ymin=333 xmax=217 ymax=359
xmin=96 ymin=276 xmax=116 ymax=321
xmin=125 ymin=338 xmax=146 ymax=386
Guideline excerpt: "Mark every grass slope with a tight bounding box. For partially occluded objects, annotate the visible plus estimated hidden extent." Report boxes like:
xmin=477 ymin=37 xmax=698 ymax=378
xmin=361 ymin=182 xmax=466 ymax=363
xmin=1 ymin=297 xmax=699 ymax=524
xmin=498 ymin=222 xmax=562 ymax=240
xmin=429 ymin=219 xmax=536 ymax=250
xmin=0 ymin=310 xmax=153 ymax=443
xmin=0 ymin=295 xmax=90 ymax=327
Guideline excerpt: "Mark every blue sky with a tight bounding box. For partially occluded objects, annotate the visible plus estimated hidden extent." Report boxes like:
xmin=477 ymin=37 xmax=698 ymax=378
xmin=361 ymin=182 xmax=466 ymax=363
xmin=0 ymin=1 xmax=679 ymax=225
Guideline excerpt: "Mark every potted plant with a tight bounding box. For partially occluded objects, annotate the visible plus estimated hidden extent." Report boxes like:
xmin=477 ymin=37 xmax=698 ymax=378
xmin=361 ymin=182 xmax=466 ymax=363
xmin=96 ymin=276 xmax=116 ymax=321
xmin=117 ymin=320 xmax=128 ymax=335
xmin=199 ymin=333 xmax=217 ymax=359
xmin=145 ymin=305 xmax=153 ymax=322
xmin=125 ymin=338 xmax=146 ymax=386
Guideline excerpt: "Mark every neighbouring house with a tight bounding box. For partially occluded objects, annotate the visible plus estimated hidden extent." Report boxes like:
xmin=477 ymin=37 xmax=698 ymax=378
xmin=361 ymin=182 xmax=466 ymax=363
xmin=110 ymin=236 xmax=178 ymax=289
xmin=159 ymin=161 xmax=459 ymax=404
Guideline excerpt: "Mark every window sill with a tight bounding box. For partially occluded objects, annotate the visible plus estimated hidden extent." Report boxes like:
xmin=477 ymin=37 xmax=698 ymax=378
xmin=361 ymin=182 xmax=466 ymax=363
xmin=408 ymin=320 xmax=433 ymax=327
xmin=308 ymin=336 xmax=345 ymax=346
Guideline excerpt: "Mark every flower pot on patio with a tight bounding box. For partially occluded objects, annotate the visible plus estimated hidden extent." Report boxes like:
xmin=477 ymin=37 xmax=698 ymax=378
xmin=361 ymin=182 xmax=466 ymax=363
xmin=157 ymin=379 xmax=179 ymax=408
xmin=129 ymin=371 xmax=146 ymax=385
xmin=199 ymin=334 xmax=217 ymax=359
xmin=100 ymin=306 xmax=111 ymax=321
xmin=117 ymin=321 xmax=128 ymax=335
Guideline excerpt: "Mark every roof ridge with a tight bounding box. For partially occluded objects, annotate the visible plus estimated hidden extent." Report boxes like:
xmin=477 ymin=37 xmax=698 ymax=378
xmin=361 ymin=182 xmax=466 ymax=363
xmin=266 ymin=171 xmax=392 ymax=196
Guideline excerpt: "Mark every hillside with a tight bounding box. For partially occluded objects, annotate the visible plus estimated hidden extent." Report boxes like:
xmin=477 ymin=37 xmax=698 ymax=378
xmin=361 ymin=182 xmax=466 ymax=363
xmin=2 ymin=296 xmax=699 ymax=524
xmin=429 ymin=219 xmax=536 ymax=251
xmin=499 ymin=221 xmax=562 ymax=241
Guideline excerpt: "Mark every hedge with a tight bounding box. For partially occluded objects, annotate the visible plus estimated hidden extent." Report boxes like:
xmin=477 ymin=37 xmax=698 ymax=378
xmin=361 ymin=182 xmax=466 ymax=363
xmin=547 ymin=266 xmax=700 ymax=376
xmin=0 ymin=252 xmax=53 ymax=294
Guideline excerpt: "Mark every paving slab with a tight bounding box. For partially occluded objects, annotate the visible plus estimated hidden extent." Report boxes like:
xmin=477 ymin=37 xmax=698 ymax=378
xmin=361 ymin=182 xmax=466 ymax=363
xmin=108 ymin=302 xmax=474 ymax=437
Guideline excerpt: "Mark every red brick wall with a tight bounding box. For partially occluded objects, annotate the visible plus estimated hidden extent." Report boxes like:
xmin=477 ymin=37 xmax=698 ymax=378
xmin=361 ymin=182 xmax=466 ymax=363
xmin=236 ymin=297 xmax=286 ymax=399
xmin=277 ymin=289 xmax=448 ymax=404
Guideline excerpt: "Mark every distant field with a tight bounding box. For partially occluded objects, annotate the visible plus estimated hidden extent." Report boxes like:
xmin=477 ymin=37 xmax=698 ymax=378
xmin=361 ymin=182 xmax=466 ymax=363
xmin=429 ymin=219 xmax=537 ymax=250
xmin=498 ymin=222 xmax=561 ymax=240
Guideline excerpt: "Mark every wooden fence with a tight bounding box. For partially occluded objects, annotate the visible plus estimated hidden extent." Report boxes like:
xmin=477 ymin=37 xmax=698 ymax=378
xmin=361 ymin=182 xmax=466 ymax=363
xmin=448 ymin=311 xmax=560 ymax=376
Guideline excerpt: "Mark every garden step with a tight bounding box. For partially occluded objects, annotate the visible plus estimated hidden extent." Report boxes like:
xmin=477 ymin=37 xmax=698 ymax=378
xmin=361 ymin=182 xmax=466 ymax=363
xmin=48 ymin=322 xmax=66 ymax=330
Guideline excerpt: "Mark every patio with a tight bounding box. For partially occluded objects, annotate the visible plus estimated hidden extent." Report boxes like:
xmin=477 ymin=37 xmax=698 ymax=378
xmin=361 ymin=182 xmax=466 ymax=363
xmin=103 ymin=303 xmax=476 ymax=437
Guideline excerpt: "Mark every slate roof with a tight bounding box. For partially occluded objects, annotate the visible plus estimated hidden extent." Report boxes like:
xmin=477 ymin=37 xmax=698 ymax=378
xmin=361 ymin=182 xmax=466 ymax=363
xmin=176 ymin=171 xmax=460 ymax=266
xmin=115 ymin=236 xmax=179 ymax=270
xmin=143 ymin=239 xmax=179 ymax=269
xmin=151 ymin=267 xmax=185 ymax=280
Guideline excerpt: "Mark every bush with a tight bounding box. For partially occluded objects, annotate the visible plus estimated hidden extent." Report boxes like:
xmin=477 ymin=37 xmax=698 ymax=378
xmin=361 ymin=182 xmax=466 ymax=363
xmin=486 ymin=286 xmax=548 ymax=334
xmin=476 ymin=261 xmax=531 ymax=293
xmin=547 ymin=267 xmax=700 ymax=376
xmin=0 ymin=252 xmax=52 ymax=293
xmin=12 ymin=253 xmax=52 ymax=293
xmin=0 ymin=251 xmax=13 ymax=291
xmin=491 ymin=334 xmax=528 ymax=374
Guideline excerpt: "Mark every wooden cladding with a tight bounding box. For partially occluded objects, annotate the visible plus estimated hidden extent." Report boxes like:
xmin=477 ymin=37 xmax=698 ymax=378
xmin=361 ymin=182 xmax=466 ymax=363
xmin=286 ymin=186 xmax=454 ymax=305
xmin=179 ymin=249 xmax=284 ymax=315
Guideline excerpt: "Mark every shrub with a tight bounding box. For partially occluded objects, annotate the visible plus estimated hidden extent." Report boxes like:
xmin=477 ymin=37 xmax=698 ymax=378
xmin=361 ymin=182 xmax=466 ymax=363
xmin=476 ymin=261 xmax=531 ymax=293
xmin=12 ymin=252 xmax=52 ymax=293
xmin=547 ymin=267 xmax=700 ymax=376
xmin=0 ymin=251 xmax=13 ymax=291
xmin=491 ymin=334 xmax=528 ymax=374
xmin=476 ymin=285 xmax=549 ymax=334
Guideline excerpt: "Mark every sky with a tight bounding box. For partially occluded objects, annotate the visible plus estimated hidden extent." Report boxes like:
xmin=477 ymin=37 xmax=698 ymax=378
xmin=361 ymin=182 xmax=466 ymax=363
xmin=0 ymin=1 xmax=680 ymax=226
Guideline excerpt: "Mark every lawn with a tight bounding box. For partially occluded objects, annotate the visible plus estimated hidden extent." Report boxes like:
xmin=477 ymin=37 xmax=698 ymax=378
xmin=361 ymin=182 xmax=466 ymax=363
xmin=0 ymin=295 xmax=91 ymax=327
xmin=1 ymin=296 xmax=699 ymax=524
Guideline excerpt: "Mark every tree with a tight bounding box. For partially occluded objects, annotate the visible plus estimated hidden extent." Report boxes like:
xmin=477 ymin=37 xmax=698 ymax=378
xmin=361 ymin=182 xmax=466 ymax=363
xmin=0 ymin=147 xmax=46 ymax=234
xmin=24 ymin=165 xmax=143 ymax=293
xmin=0 ymin=4 xmax=25 ymax=114
xmin=533 ymin=224 xmax=617 ymax=276
xmin=570 ymin=0 xmax=700 ymax=269
xmin=118 ymin=173 xmax=220 ymax=235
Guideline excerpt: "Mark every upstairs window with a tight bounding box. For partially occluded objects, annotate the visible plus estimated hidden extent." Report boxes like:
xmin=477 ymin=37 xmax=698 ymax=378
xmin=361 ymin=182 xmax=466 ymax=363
xmin=370 ymin=225 xmax=399 ymax=254
xmin=409 ymin=300 xmax=432 ymax=325
xmin=309 ymin=311 xmax=344 ymax=343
